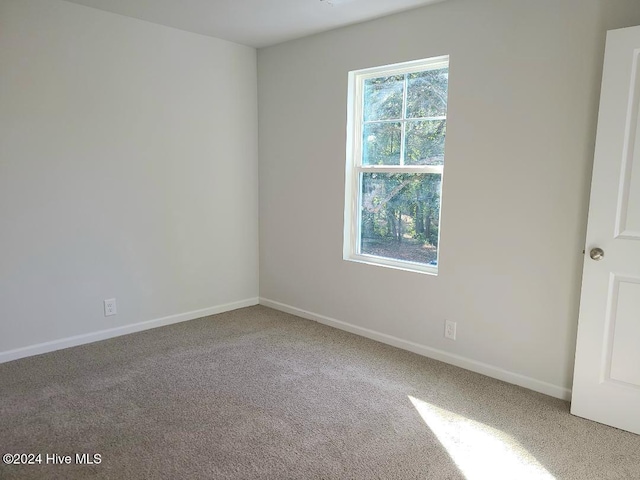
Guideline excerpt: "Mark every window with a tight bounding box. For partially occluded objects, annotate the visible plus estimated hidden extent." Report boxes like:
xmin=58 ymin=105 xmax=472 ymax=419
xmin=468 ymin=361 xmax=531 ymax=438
xmin=344 ymin=56 xmax=449 ymax=274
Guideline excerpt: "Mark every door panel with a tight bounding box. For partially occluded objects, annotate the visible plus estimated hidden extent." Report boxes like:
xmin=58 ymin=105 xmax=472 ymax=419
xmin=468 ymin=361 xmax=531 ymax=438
xmin=617 ymin=48 xmax=640 ymax=238
xmin=607 ymin=275 xmax=640 ymax=387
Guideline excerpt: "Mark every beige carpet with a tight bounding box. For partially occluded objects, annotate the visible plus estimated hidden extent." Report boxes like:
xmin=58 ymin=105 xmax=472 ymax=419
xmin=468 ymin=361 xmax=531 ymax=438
xmin=1 ymin=306 xmax=638 ymax=479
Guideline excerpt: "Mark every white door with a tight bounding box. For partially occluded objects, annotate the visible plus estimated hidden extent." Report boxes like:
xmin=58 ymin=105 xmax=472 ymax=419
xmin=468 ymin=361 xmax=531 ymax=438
xmin=571 ymin=25 xmax=640 ymax=435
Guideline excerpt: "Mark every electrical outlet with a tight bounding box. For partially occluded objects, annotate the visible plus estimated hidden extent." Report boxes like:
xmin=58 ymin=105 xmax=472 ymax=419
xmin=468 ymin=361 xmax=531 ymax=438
xmin=104 ymin=298 xmax=117 ymax=317
xmin=445 ymin=320 xmax=456 ymax=340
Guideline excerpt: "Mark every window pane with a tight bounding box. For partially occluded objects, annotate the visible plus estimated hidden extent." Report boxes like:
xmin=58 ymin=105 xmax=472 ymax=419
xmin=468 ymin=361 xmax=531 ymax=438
xmin=405 ymin=120 xmax=446 ymax=166
xmin=363 ymin=75 xmax=404 ymax=121
xmin=360 ymin=172 xmax=441 ymax=266
xmin=406 ymin=68 xmax=448 ymax=118
xmin=363 ymin=122 xmax=401 ymax=165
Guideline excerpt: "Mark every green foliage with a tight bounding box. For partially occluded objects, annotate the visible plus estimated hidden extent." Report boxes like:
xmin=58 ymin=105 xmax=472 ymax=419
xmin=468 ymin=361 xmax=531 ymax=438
xmin=359 ymin=67 xmax=448 ymax=258
xmin=360 ymin=173 xmax=441 ymax=248
xmin=406 ymin=69 xmax=448 ymax=118
xmin=363 ymin=68 xmax=448 ymax=167
xmin=363 ymin=75 xmax=404 ymax=122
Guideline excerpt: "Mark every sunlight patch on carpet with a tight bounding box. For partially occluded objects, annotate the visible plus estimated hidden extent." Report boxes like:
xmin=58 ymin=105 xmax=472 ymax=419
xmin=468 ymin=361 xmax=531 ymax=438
xmin=408 ymin=396 xmax=556 ymax=480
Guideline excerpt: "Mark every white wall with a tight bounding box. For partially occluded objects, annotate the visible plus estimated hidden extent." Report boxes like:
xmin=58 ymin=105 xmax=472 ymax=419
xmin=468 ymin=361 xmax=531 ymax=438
xmin=258 ymin=0 xmax=640 ymax=397
xmin=0 ymin=0 xmax=258 ymax=356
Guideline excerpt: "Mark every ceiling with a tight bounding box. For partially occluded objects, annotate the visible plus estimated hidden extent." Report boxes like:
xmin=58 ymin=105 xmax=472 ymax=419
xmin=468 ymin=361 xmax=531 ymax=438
xmin=64 ymin=0 xmax=445 ymax=48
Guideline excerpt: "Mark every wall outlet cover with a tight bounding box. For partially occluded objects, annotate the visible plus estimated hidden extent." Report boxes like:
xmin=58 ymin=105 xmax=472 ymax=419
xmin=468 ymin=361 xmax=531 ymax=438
xmin=445 ymin=319 xmax=456 ymax=340
xmin=104 ymin=298 xmax=117 ymax=317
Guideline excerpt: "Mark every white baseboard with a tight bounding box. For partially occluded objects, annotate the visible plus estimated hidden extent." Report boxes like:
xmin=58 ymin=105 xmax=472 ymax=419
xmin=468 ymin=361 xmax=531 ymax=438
xmin=260 ymin=297 xmax=572 ymax=401
xmin=0 ymin=297 xmax=259 ymax=364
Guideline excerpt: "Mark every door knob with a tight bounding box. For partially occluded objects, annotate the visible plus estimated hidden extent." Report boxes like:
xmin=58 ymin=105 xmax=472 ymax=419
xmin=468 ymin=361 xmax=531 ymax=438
xmin=590 ymin=248 xmax=604 ymax=261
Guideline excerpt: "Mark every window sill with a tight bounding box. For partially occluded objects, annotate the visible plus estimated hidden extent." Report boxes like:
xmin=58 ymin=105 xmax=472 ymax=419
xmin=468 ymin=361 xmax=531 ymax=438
xmin=344 ymin=253 xmax=438 ymax=276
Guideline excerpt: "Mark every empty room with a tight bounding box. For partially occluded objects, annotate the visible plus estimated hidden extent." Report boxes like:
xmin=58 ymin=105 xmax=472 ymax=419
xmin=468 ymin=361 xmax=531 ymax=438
xmin=2 ymin=0 xmax=640 ymax=478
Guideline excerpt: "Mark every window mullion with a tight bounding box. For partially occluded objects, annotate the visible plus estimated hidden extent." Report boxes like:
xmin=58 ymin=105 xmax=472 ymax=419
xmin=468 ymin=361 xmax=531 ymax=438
xmin=356 ymin=165 xmax=444 ymax=175
xmin=364 ymin=116 xmax=444 ymax=124
xmin=400 ymin=73 xmax=409 ymax=166
xmin=363 ymin=118 xmax=403 ymax=125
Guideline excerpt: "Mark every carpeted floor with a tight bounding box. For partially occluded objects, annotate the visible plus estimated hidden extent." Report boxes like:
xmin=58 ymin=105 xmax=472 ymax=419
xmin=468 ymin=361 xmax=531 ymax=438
xmin=1 ymin=306 xmax=639 ymax=479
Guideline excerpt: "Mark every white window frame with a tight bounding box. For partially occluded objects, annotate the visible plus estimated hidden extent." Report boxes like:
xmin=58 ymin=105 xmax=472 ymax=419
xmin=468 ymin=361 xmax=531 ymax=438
xmin=343 ymin=55 xmax=449 ymax=275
